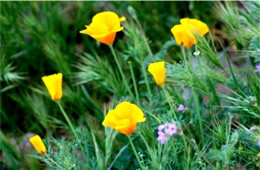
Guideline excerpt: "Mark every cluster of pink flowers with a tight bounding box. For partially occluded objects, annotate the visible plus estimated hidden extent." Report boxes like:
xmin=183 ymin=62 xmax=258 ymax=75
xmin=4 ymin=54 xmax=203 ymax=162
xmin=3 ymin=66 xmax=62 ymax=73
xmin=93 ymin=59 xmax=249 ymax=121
xmin=157 ymin=122 xmax=177 ymax=144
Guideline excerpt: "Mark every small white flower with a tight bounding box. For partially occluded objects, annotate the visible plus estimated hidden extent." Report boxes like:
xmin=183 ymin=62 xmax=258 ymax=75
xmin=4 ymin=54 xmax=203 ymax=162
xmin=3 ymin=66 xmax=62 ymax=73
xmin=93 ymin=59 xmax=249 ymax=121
xmin=194 ymin=51 xmax=200 ymax=56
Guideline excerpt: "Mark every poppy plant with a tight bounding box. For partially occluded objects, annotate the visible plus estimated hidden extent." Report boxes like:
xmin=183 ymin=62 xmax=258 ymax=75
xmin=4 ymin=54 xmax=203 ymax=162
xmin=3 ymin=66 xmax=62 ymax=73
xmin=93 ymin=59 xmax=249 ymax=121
xmin=42 ymin=73 xmax=63 ymax=101
xmin=102 ymin=101 xmax=146 ymax=135
xmin=29 ymin=135 xmax=46 ymax=154
xmin=80 ymin=11 xmax=126 ymax=45
xmin=171 ymin=18 xmax=209 ymax=47
xmin=148 ymin=61 xmax=166 ymax=86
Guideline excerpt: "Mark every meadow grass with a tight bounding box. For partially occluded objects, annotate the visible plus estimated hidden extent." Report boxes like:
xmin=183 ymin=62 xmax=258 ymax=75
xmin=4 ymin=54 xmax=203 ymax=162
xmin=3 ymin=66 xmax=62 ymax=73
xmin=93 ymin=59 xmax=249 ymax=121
xmin=1 ymin=1 xmax=260 ymax=169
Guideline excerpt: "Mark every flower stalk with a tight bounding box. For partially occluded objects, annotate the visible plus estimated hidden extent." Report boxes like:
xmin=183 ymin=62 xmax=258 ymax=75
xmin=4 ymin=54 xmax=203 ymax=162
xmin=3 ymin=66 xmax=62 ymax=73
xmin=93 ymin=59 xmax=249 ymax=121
xmin=57 ymin=101 xmax=78 ymax=139
xmin=109 ymin=45 xmax=134 ymax=99
xmin=141 ymin=60 xmax=152 ymax=103
xmin=183 ymin=135 xmax=214 ymax=168
xmin=162 ymin=86 xmax=177 ymax=121
xmin=45 ymin=154 xmax=64 ymax=169
xmin=128 ymin=135 xmax=146 ymax=170
xmin=181 ymin=47 xmax=204 ymax=144
xmin=128 ymin=61 xmax=140 ymax=105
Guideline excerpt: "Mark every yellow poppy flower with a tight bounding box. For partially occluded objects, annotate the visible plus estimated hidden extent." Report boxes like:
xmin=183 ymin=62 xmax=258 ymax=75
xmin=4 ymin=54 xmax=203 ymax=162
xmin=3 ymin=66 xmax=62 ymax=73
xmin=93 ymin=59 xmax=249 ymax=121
xmin=180 ymin=18 xmax=209 ymax=36
xmin=80 ymin=11 xmax=126 ymax=45
xmin=171 ymin=24 xmax=196 ymax=48
xmin=102 ymin=101 xmax=146 ymax=135
xmin=171 ymin=18 xmax=209 ymax=47
xmin=29 ymin=135 xmax=46 ymax=154
xmin=42 ymin=73 xmax=62 ymax=101
xmin=148 ymin=61 xmax=166 ymax=86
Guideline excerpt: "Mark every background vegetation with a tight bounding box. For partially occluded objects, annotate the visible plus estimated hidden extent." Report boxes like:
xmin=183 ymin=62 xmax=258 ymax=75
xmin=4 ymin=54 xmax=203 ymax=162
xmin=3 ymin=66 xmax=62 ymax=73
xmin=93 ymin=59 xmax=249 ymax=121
xmin=1 ymin=1 xmax=259 ymax=169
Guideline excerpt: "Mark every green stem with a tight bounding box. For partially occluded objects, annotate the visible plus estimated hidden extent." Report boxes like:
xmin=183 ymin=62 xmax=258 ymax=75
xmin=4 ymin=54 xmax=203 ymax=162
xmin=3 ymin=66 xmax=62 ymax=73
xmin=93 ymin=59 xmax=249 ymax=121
xmin=81 ymin=85 xmax=103 ymax=116
xmin=128 ymin=135 xmax=146 ymax=170
xmin=138 ymin=133 xmax=153 ymax=158
xmin=57 ymin=101 xmax=78 ymax=139
xmin=109 ymin=45 xmax=134 ymax=99
xmin=162 ymin=85 xmax=177 ymax=121
xmin=128 ymin=61 xmax=140 ymax=105
xmin=195 ymin=45 xmax=213 ymax=103
xmin=183 ymin=135 xmax=214 ymax=169
xmin=57 ymin=102 xmax=86 ymax=166
xmin=181 ymin=46 xmax=188 ymax=67
xmin=191 ymin=89 xmax=204 ymax=144
xmin=134 ymin=17 xmax=153 ymax=56
xmin=162 ymin=86 xmax=189 ymax=158
xmin=220 ymin=41 xmax=245 ymax=97
xmin=108 ymin=143 xmax=129 ymax=170
xmin=141 ymin=60 xmax=152 ymax=102
xmin=146 ymin=111 xmax=161 ymax=124
xmin=197 ymin=57 xmax=210 ymax=99
xmin=134 ymin=17 xmax=152 ymax=103
xmin=162 ymin=85 xmax=192 ymax=155
xmin=45 ymin=154 xmax=64 ymax=169
xmin=182 ymin=46 xmax=204 ymax=144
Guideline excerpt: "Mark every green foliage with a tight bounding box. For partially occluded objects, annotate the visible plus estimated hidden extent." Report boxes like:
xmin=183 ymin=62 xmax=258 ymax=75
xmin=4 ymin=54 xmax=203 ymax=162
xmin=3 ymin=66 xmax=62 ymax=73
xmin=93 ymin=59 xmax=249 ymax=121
xmin=0 ymin=54 xmax=26 ymax=93
xmin=74 ymin=53 xmax=124 ymax=96
xmin=216 ymin=1 xmax=260 ymax=47
xmin=196 ymin=35 xmax=224 ymax=69
xmin=249 ymin=36 xmax=260 ymax=63
xmin=1 ymin=1 xmax=260 ymax=169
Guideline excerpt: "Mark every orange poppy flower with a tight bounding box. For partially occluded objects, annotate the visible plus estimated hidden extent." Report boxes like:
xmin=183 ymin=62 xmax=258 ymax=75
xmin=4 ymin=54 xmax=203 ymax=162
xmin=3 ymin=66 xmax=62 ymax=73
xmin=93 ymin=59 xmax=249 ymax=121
xmin=29 ymin=135 xmax=46 ymax=154
xmin=171 ymin=18 xmax=209 ymax=47
xmin=80 ymin=11 xmax=126 ymax=45
xmin=102 ymin=102 xmax=146 ymax=135
xmin=42 ymin=73 xmax=63 ymax=101
xmin=148 ymin=61 xmax=166 ymax=86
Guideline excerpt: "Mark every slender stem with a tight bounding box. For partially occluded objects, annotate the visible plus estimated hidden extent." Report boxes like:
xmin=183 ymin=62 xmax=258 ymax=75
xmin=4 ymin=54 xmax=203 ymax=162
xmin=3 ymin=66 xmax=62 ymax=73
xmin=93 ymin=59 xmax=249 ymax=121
xmin=57 ymin=101 xmax=78 ymax=139
xmin=134 ymin=17 xmax=152 ymax=103
xmin=221 ymin=42 xmax=244 ymax=97
xmin=141 ymin=60 xmax=152 ymax=102
xmin=162 ymin=86 xmax=190 ymax=159
xmin=146 ymin=111 xmax=161 ymax=124
xmin=196 ymin=57 xmax=211 ymax=98
xmin=183 ymin=135 xmax=215 ymax=169
xmin=81 ymin=85 xmax=103 ymax=115
xmin=162 ymin=85 xmax=177 ymax=121
xmin=181 ymin=47 xmax=204 ymax=144
xmin=161 ymin=88 xmax=190 ymax=155
xmin=195 ymin=45 xmax=212 ymax=107
xmin=191 ymin=90 xmax=204 ymax=144
xmin=195 ymin=57 xmax=206 ymax=144
xmin=57 ymin=103 xmax=86 ymax=166
xmin=109 ymin=45 xmax=134 ymax=99
xmin=108 ymin=144 xmax=129 ymax=170
xmin=127 ymin=136 xmax=145 ymax=170
xmin=134 ymin=18 xmax=153 ymax=56
xmin=181 ymin=46 xmax=188 ymax=67
xmin=170 ymin=139 xmax=180 ymax=168
xmin=45 ymin=154 xmax=64 ymax=169
xmin=138 ymin=133 xmax=153 ymax=159
xmin=139 ymin=133 xmax=167 ymax=169
xmin=128 ymin=61 xmax=140 ymax=105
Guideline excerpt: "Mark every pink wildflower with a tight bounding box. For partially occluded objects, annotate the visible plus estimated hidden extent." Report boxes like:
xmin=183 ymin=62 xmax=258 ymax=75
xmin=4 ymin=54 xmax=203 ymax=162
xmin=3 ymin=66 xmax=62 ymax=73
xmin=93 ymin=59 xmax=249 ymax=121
xmin=157 ymin=132 xmax=168 ymax=144
xmin=165 ymin=123 xmax=177 ymax=136
xmin=255 ymin=64 xmax=260 ymax=72
xmin=157 ymin=122 xmax=178 ymax=144
xmin=158 ymin=124 xmax=165 ymax=131
xmin=177 ymin=104 xmax=186 ymax=111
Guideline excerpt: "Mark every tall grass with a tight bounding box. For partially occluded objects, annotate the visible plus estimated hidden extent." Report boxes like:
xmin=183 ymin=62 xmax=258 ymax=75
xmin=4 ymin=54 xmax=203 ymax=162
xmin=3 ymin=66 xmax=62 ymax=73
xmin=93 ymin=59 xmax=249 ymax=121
xmin=1 ymin=1 xmax=259 ymax=169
